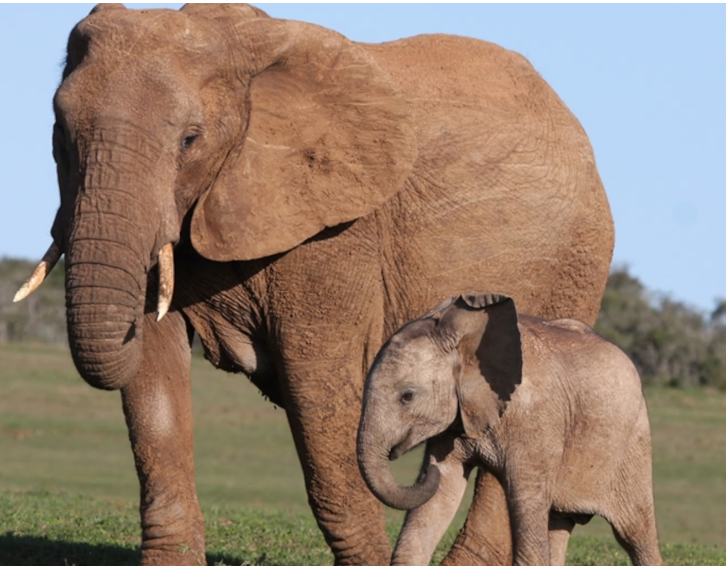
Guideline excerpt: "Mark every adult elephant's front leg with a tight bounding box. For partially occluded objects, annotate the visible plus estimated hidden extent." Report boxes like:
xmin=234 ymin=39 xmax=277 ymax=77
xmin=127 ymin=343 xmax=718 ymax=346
xmin=440 ymin=469 xmax=513 ymax=566
xmin=280 ymin=350 xmax=392 ymax=566
xmin=264 ymin=218 xmax=394 ymax=565
xmin=121 ymin=311 xmax=205 ymax=566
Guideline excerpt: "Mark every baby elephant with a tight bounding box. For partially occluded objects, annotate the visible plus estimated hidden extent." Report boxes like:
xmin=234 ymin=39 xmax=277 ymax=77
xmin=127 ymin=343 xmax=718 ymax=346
xmin=357 ymin=293 xmax=663 ymax=566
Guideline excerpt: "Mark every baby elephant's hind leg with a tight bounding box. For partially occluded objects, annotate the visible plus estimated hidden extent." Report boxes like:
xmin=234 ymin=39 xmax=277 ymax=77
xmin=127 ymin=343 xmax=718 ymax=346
xmin=609 ymin=514 xmax=663 ymax=566
xmin=548 ymin=514 xmax=575 ymax=566
xmin=606 ymin=418 xmax=664 ymax=566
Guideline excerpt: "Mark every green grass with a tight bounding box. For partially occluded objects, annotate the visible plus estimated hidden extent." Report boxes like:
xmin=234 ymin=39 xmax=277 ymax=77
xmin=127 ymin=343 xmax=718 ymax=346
xmin=2 ymin=492 xmax=725 ymax=566
xmin=1 ymin=344 xmax=726 ymax=565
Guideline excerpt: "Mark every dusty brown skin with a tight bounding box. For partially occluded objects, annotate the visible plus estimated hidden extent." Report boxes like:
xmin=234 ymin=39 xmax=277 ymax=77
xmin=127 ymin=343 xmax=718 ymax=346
xmin=358 ymin=294 xmax=663 ymax=566
xmin=28 ymin=4 xmax=614 ymax=565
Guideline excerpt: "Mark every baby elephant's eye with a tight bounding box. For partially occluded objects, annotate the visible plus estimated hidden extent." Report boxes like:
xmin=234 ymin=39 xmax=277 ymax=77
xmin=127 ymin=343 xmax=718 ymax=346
xmin=400 ymin=391 xmax=414 ymax=405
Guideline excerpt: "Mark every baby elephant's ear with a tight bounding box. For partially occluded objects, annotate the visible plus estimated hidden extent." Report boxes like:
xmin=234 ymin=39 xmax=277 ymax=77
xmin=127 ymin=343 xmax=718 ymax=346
xmin=420 ymin=296 xmax=457 ymax=320
xmin=438 ymin=293 xmax=523 ymax=437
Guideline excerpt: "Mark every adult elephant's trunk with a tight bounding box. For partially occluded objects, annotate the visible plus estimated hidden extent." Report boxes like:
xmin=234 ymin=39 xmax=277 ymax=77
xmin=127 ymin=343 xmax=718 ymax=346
xmin=63 ymin=137 xmax=167 ymax=391
xmin=65 ymin=238 xmax=146 ymax=390
xmin=357 ymin=425 xmax=440 ymax=511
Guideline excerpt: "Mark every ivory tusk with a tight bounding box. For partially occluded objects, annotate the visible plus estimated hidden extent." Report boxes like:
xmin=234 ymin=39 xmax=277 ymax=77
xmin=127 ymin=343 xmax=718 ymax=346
xmin=156 ymin=243 xmax=174 ymax=322
xmin=13 ymin=243 xmax=62 ymax=303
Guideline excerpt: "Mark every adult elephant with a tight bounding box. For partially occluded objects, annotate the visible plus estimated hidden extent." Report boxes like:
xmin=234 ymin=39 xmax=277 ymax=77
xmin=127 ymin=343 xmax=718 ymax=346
xmin=17 ymin=4 xmax=614 ymax=566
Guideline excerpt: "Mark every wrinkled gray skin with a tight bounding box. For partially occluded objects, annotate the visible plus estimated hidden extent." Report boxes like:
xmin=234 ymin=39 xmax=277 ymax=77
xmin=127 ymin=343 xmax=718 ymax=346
xmin=358 ymin=294 xmax=664 ymax=566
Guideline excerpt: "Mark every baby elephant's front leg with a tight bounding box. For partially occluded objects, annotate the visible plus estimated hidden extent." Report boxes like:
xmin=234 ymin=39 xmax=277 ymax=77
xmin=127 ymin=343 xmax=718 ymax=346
xmin=392 ymin=434 xmax=472 ymax=566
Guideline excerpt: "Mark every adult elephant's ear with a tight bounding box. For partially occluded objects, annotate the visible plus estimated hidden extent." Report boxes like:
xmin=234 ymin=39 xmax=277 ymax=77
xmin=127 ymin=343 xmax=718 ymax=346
xmin=189 ymin=14 xmax=418 ymax=261
xmin=437 ymin=294 xmax=523 ymax=438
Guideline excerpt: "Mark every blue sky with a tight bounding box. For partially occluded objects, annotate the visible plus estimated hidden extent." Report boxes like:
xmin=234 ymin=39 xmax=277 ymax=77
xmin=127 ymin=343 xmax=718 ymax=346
xmin=1 ymin=4 xmax=725 ymax=312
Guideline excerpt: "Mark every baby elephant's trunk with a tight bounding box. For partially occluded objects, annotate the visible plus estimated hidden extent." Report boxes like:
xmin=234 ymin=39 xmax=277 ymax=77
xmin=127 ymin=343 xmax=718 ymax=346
xmin=357 ymin=430 xmax=440 ymax=511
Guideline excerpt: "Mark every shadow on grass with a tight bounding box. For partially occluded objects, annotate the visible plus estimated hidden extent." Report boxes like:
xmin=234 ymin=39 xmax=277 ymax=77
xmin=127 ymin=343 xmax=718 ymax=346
xmin=0 ymin=532 xmax=246 ymax=566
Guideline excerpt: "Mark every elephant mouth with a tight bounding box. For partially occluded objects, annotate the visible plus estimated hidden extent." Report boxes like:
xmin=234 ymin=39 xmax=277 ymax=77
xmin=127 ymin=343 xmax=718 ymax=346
xmin=389 ymin=430 xmax=420 ymax=461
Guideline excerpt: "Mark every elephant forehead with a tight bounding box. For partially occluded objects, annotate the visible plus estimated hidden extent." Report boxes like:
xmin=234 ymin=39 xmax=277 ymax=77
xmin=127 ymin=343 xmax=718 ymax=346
xmin=390 ymin=318 xmax=437 ymax=345
xmin=58 ymin=12 xmax=218 ymax=128
xmin=377 ymin=334 xmax=443 ymax=377
xmin=72 ymin=9 xmax=223 ymax=65
xmin=56 ymin=64 xmax=197 ymax=134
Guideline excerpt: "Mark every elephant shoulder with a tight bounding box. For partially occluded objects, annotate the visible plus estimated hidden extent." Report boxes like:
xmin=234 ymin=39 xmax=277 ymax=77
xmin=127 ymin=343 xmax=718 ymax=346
xmin=519 ymin=316 xmax=598 ymax=358
xmin=532 ymin=318 xmax=638 ymax=379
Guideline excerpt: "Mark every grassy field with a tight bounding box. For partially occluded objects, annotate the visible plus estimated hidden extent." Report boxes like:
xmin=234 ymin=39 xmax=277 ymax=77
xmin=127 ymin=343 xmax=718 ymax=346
xmin=1 ymin=343 xmax=725 ymax=565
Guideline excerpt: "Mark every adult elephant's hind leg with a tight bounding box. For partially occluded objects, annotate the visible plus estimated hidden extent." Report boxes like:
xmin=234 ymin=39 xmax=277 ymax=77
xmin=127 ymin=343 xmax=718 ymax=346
xmin=121 ymin=311 xmax=205 ymax=566
xmin=440 ymin=469 xmax=512 ymax=566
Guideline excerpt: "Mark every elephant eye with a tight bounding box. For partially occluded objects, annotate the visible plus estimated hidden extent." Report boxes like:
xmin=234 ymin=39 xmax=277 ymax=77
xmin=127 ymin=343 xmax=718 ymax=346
xmin=400 ymin=391 xmax=414 ymax=405
xmin=180 ymin=133 xmax=200 ymax=151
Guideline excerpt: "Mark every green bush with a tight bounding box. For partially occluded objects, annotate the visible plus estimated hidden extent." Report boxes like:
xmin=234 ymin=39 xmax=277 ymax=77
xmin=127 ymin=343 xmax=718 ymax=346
xmin=3 ymin=258 xmax=725 ymax=389
xmin=0 ymin=257 xmax=66 ymax=346
xmin=595 ymin=266 xmax=726 ymax=390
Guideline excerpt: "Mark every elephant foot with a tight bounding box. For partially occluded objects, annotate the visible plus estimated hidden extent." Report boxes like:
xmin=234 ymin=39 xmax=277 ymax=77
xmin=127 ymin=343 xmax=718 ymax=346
xmin=442 ymin=537 xmax=510 ymax=566
xmin=136 ymin=498 xmax=207 ymax=566
xmin=332 ymin=545 xmax=392 ymax=566
xmin=320 ymin=507 xmax=392 ymax=566
xmin=139 ymin=545 xmax=207 ymax=566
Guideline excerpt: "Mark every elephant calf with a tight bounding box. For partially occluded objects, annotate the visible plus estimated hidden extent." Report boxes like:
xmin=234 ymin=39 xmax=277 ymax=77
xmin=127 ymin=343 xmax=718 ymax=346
xmin=357 ymin=293 xmax=664 ymax=566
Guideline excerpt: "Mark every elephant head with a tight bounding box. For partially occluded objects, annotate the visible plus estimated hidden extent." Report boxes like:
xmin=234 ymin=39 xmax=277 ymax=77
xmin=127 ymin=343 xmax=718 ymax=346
xmin=356 ymin=293 xmax=522 ymax=510
xmin=16 ymin=4 xmax=417 ymax=390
